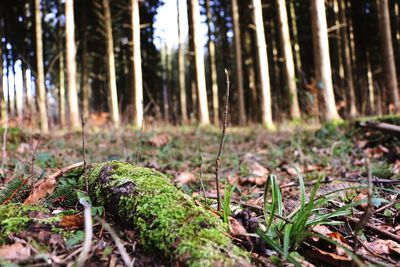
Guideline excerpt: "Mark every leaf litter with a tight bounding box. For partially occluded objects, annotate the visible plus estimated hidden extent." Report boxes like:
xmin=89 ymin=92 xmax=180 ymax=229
xmin=0 ymin=118 xmax=399 ymax=266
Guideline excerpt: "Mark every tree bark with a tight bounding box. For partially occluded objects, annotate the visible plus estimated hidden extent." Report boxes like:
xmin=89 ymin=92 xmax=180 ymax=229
xmin=310 ymin=0 xmax=341 ymax=121
xmin=0 ymin=21 xmax=4 ymax=123
xmin=289 ymin=1 xmax=302 ymax=76
xmin=59 ymin=48 xmax=66 ymax=128
xmin=339 ymin=0 xmax=358 ymax=117
xmin=189 ymin=0 xmax=210 ymax=125
xmin=377 ymin=0 xmax=400 ymax=113
xmin=103 ymin=0 xmax=120 ymax=128
xmin=34 ymin=0 xmax=49 ymax=133
xmin=81 ymin=0 xmax=90 ymax=120
xmin=177 ymin=0 xmax=188 ymax=124
xmin=277 ymin=0 xmax=301 ymax=119
xmin=252 ymin=0 xmax=274 ymax=129
xmin=231 ymin=0 xmax=246 ymax=125
xmin=65 ymin=0 xmax=80 ymax=129
xmin=131 ymin=0 xmax=143 ymax=127
xmin=206 ymin=0 xmax=219 ymax=125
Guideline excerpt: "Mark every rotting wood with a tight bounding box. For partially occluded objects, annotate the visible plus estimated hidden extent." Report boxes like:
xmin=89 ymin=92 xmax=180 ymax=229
xmin=86 ymin=161 xmax=250 ymax=266
xmin=357 ymin=121 xmax=400 ymax=135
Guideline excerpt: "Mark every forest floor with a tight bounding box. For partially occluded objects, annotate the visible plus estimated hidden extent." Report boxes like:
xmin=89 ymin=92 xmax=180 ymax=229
xmin=0 ymin=116 xmax=399 ymax=266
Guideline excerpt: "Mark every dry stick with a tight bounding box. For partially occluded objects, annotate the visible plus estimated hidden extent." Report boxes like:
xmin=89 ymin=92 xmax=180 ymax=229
xmin=135 ymin=101 xmax=145 ymax=165
xmin=76 ymin=198 xmax=93 ymax=267
xmin=215 ymin=69 xmax=231 ymax=211
xmin=95 ymin=216 xmax=133 ymax=267
xmin=199 ymin=154 xmax=208 ymax=205
xmin=81 ymin=113 xmax=88 ymax=192
xmin=345 ymin=216 xmax=400 ymax=243
xmin=353 ymin=160 xmax=373 ymax=251
xmin=29 ymin=141 xmax=40 ymax=181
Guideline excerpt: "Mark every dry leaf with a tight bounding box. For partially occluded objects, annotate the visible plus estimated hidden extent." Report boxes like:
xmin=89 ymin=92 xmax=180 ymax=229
xmin=24 ymin=162 xmax=84 ymax=204
xmin=175 ymin=172 xmax=196 ymax=185
xmin=353 ymin=191 xmax=368 ymax=209
xmin=0 ymin=242 xmax=31 ymax=261
xmin=60 ymin=214 xmax=84 ymax=229
xmin=228 ymin=217 xmax=248 ymax=237
xmin=312 ymin=225 xmax=332 ymax=236
xmin=148 ymin=133 xmax=169 ymax=147
xmin=361 ymin=239 xmax=400 ymax=256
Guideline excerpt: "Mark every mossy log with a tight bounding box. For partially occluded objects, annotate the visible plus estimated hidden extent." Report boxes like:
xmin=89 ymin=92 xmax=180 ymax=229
xmin=86 ymin=161 xmax=251 ymax=266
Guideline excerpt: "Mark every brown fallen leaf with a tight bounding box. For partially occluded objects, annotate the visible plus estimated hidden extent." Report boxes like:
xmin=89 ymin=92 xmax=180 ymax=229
xmin=360 ymin=239 xmax=400 ymax=256
xmin=353 ymin=190 xmax=369 ymax=210
xmin=175 ymin=172 xmax=196 ymax=185
xmin=0 ymin=242 xmax=31 ymax=261
xmin=228 ymin=217 xmax=248 ymax=237
xmin=60 ymin=214 xmax=84 ymax=229
xmin=148 ymin=133 xmax=169 ymax=147
xmin=24 ymin=162 xmax=84 ymax=205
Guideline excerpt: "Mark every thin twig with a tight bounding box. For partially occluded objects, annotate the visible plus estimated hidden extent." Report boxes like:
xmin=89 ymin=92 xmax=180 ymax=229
xmin=76 ymin=198 xmax=93 ymax=267
xmin=345 ymin=216 xmax=400 ymax=243
xmin=198 ymin=154 xmax=208 ymax=206
xmin=215 ymin=69 xmax=230 ymax=211
xmin=95 ymin=216 xmax=133 ymax=267
xmin=135 ymin=101 xmax=145 ymax=165
xmin=353 ymin=159 xmax=373 ymax=251
xmin=81 ymin=113 xmax=88 ymax=192
xmin=29 ymin=140 xmax=40 ymax=185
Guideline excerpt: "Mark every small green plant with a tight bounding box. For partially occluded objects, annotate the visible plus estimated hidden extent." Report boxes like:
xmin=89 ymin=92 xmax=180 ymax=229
xmin=258 ymin=172 xmax=362 ymax=265
xmin=223 ymin=182 xmax=235 ymax=224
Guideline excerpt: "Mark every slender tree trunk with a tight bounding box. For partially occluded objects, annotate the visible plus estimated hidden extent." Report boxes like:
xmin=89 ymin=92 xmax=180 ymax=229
xmin=21 ymin=63 xmax=29 ymax=119
xmin=177 ymin=0 xmax=188 ymax=124
xmin=377 ymin=0 xmax=400 ymax=113
xmin=289 ymin=1 xmax=302 ymax=75
xmin=103 ymin=0 xmax=120 ymax=128
xmin=189 ymin=0 xmax=210 ymax=125
xmin=162 ymin=45 xmax=170 ymax=123
xmin=252 ymin=0 xmax=274 ymax=129
xmin=366 ymin=51 xmax=375 ymax=114
xmin=131 ymin=0 xmax=143 ymax=127
xmin=0 ymin=23 xmax=4 ymax=123
xmin=310 ymin=0 xmax=341 ymax=121
xmin=81 ymin=0 xmax=90 ymax=119
xmin=59 ymin=48 xmax=66 ymax=128
xmin=277 ymin=0 xmax=300 ymax=119
xmin=12 ymin=54 xmax=22 ymax=122
xmin=231 ymin=0 xmax=246 ymax=125
xmin=34 ymin=0 xmax=49 ymax=133
xmin=65 ymin=0 xmax=80 ymax=129
xmin=206 ymin=0 xmax=219 ymax=125
xmin=339 ymin=0 xmax=357 ymax=117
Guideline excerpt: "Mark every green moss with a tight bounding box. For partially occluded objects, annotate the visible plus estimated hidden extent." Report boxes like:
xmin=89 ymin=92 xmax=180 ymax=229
xmin=0 ymin=203 xmax=48 ymax=244
xmin=87 ymin=161 xmax=250 ymax=266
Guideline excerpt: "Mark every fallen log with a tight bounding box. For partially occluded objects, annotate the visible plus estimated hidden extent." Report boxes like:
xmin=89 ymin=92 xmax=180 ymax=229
xmin=356 ymin=121 xmax=400 ymax=135
xmin=85 ymin=161 xmax=250 ymax=266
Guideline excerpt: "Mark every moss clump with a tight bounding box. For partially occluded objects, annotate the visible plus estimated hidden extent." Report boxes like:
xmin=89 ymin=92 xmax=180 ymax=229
xmin=86 ymin=161 xmax=250 ymax=266
xmin=0 ymin=203 xmax=48 ymax=244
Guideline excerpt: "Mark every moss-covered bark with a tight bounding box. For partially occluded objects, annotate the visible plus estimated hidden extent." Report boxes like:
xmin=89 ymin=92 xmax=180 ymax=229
xmin=85 ymin=161 xmax=251 ymax=266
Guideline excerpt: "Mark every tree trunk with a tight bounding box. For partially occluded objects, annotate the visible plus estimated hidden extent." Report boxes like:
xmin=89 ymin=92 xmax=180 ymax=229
xmin=0 ymin=22 xmax=4 ymax=123
xmin=65 ymin=0 xmax=80 ymax=129
xmin=310 ymin=0 xmax=341 ymax=121
xmin=289 ymin=1 xmax=302 ymax=76
xmin=59 ymin=49 xmax=66 ymax=128
xmin=252 ymin=0 xmax=274 ymax=129
xmin=277 ymin=0 xmax=301 ymax=119
xmin=86 ymin=161 xmax=251 ymax=265
xmin=339 ymin=0 xmax=357 ymax=117
xmin=189 ymin=0 xmax=210 ymax=125
xmin=366 ymin=51 xmax=375 ymax=114
xmin=177 ymin=0 xmax=188 ymax=124
xmin=81 ymin=0 xmax=90 ymax=120
xmin=377 ymin=0 xmax=400 ymax=113
xmin=34 ymin=0 xmax=49 ymax=133
xmin=206 ymin=0 xmax=219 ymax=125
xmin=231 ymin=0 xmax=246 ymax=125
xmin=103 ymin=0 xmax=120 ymax=128
xmin=131 ymin=0 xmax=143 ymax=127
